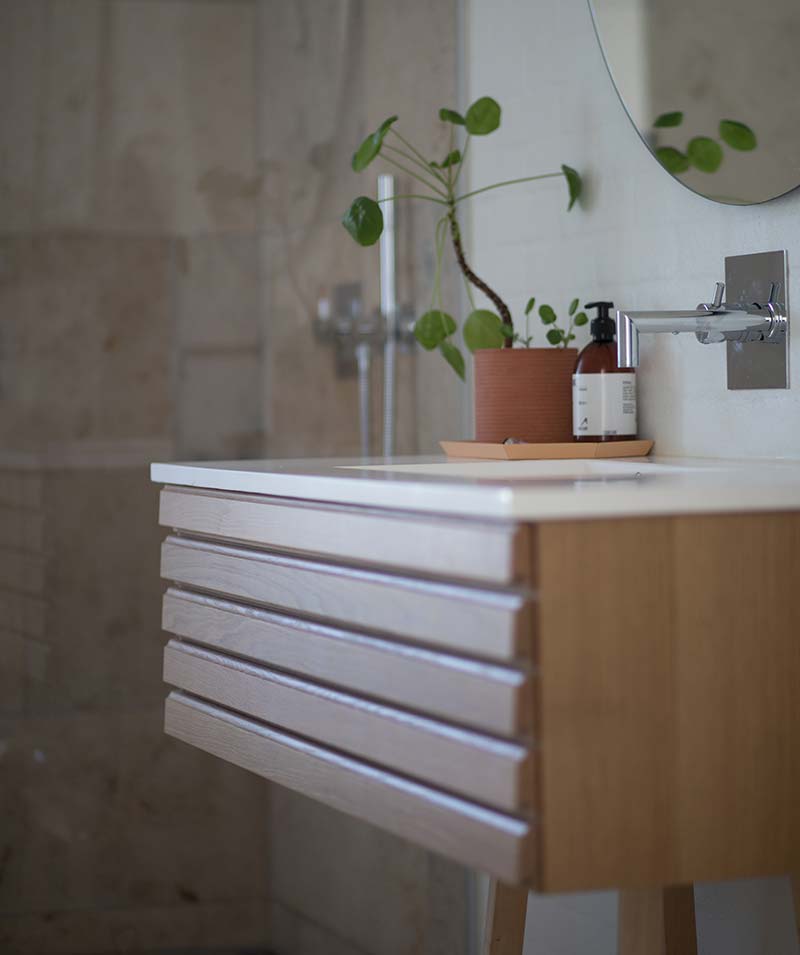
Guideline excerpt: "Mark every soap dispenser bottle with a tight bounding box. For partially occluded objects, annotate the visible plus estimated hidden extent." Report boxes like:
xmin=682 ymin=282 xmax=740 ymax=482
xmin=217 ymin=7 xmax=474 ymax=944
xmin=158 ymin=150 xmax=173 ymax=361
xmin=572 ymin=301 xmax=637 ymax=442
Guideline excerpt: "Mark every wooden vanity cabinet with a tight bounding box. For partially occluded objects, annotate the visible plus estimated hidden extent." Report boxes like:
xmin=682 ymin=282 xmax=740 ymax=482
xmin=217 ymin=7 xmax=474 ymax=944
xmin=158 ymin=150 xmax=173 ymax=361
xmin=156 ymin=484 xmax=800 ymax=945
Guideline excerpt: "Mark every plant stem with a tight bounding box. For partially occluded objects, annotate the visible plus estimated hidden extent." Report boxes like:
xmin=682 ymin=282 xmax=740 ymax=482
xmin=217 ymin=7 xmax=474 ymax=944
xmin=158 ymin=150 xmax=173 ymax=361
xmin=453 ymin=134 xmax=470 ymax=189
xmin=455 ymin=171 xmax=562 ymax=203
xmin=431 ymin=215 xmax=448 ymax=311
xmin=446 ymin=126 xmax=455 ymax=191
xmin=390 ymin=128 xmax=448 ymax=185
xmin=383 ymin=143 xmax=444 ymax=183
xmin=382 ymin=154 xmax=448 ymax=198
xmin=377 ymin=193 xmax=448 ymax=206
xmin=447 ymin=205 xmax=513 ymax=347
xmin=461 ymin=269 xmax=476 ymax=310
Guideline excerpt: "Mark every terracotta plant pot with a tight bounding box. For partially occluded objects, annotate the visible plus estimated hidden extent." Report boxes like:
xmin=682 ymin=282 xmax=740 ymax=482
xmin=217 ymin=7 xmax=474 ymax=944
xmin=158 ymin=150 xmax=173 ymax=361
xmin=474 ymin=347 xmax=578 ymax=444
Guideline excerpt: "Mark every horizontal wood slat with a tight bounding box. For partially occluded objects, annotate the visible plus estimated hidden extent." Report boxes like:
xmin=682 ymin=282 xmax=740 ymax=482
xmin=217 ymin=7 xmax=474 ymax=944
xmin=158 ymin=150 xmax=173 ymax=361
xmin=164 ymin=640 xmax=532 ymax=812
xmin=161 ymin=537 xmax=532 ymax=661
xmin=165 ymin=691 xmax=534 ymax=883
xmin=162 ymin=589 xmax=532 ymax=736
xmin=160 ymin=486 xmax=528 ymax=585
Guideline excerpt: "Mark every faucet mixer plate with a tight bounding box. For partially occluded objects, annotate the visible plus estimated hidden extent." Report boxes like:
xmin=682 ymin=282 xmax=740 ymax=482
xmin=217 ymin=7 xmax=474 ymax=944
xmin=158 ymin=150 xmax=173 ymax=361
xmin=615 ymin=250 xmax=789 ymax=390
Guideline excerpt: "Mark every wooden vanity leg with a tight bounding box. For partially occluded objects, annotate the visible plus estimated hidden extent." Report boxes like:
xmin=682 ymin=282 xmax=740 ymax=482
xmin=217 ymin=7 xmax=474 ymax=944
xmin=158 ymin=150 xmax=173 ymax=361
xmin=618 ymin=885 xmax=697 ymax=955
xmin=483 ymin=879 xmax=528 ymax=955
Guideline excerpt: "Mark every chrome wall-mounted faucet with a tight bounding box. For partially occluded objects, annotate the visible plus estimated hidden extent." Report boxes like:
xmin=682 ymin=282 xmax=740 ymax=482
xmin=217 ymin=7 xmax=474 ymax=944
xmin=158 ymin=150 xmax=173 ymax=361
xmin=616 ymin=250 xmax=789 ymax=389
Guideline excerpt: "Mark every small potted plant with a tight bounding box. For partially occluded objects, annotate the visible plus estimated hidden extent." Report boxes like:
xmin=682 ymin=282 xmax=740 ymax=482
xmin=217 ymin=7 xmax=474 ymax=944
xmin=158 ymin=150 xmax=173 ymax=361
xmin=343 ymin=96 xmax=584 ymax=443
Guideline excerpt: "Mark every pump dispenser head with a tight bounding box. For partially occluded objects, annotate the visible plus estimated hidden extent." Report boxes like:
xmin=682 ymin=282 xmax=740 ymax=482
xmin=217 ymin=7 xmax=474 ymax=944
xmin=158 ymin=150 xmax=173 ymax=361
xmin=585 ymin=301 xmax=615 ymax=342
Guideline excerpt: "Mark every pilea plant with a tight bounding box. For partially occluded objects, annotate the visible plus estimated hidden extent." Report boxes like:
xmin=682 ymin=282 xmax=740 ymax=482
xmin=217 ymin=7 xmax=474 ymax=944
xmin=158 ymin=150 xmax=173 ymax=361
xmin=652 ymin=112 xmax=757 ymax=175
xmin=342 ymin=96 xmax=582 ymax=379
xmin=525 ymin=297 xmax=588 ymax=348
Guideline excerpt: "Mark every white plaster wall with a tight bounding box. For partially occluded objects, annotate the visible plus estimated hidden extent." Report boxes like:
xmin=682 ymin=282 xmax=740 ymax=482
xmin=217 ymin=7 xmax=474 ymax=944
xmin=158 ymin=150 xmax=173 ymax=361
xmin=466 ymin=0 xmax=800 ymax=461
xmin=466 ymin=1 xmax=800 ymax=952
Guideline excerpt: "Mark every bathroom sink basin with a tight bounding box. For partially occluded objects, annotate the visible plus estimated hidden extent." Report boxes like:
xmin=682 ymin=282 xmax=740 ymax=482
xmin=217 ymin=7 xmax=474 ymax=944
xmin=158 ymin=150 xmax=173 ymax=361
xmin=337 ymin=458 xmax=726 ymax=483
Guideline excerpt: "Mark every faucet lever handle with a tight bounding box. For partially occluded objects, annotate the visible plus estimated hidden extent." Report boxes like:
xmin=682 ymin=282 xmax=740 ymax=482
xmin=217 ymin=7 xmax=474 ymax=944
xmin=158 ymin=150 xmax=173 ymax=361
xmin=711 ymin=281 xmax=725 ymax=310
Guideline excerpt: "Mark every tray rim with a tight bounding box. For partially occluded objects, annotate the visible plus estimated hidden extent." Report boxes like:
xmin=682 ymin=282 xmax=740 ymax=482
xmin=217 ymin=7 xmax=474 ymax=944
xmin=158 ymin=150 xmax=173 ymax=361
xmin=439 ymin=439 xmax=655 ymax=461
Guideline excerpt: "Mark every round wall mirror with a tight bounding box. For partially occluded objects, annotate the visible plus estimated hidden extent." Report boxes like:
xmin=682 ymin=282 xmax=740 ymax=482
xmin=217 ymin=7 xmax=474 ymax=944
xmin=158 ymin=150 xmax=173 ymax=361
xmin=588 ymin=0 xmax=800 ymax=205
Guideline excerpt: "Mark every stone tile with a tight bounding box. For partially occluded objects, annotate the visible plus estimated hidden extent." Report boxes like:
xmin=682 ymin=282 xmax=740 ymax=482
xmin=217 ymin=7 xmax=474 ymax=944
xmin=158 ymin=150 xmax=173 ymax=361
xmin=0 ymin=237 xmax=173 ymax=448
xmin=0 ymin=471 xmax=44 ymax=511
xmin=38 ymin=1 xmax=104 ymax=230
xmin=0 ymin=548 xmax=45 ymax=595
xmin=175 ymin=234 xmax=262 ymax=350
xmin=0 ymin=704 xmax=270 ymax=927
xmin=0 ymin=505 xmax=44 ymax=553
xmin=256 ymin=0 xmax=364 ymax=236
xmin=269 ymin=898 xmax=367 ymax=955
xmin=0 ymin=898 xmax=269 ymax=954
xmin=260 ymin=225 xmax=367 ymax=457
xmin=0 ymin=1 xmax=45 ymax=231
xmin=21 ymin=468 xmax=164 ymax=714
xmin=0 ymin=591 xmax=45 ymax=640
xmin=363 ymin=0 xmax=457 ymax=164
xmin=106 ymin=0 xmax=259 ymax=235
xmin=177 ymin=351 xmax=264 ymax=460
xmin=268 ymin=786 xmax=467 ymax=955
xmin=0 ymin=630 xmax=25 ymax=716
xmin=0 ymin=711 xmax=122 ymax=915
xmin=114 ymin=705 xmax=270 ymax=910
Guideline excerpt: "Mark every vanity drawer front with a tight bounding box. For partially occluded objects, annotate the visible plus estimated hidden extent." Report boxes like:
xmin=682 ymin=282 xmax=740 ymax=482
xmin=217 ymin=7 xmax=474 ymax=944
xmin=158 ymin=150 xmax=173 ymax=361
xmin=162 ymin=589 xmax=532 ymax=736
xmin=163 ymin=639 xmax=532 ymax=812
xmin=160 ymin=486 xmax=528 ymax=585
xmin=165 ymin=690 xmax=533 ymax=884
xmin=160 ymin=537 xmax=532 ymax=661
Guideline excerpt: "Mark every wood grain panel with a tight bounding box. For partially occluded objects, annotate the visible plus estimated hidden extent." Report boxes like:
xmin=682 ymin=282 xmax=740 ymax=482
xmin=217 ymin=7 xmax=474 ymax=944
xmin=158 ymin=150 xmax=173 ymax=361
xmin=165 ymin=691 xmax=534 ymax=883
xmin=537 ymin=512 xmax=800 ymax=891
xmin=160 ymin=486 xmax=528 ymax=584
xmin=482 ymin=880 xmax=529 ymax=955
xmin=164 ymin=640 xmax=532 ymax=811
xmin=161 ymin=536 xmax=532 ymax=661
xmin=618 ymin=886 xmax=697 ymax=955
xmin=671 ymin=513 xmax=800 ymax=881
xmin=162 ymin=588 xmax=532 ymax=735
xmin=537 ymin=517 xmax=677 ymax=889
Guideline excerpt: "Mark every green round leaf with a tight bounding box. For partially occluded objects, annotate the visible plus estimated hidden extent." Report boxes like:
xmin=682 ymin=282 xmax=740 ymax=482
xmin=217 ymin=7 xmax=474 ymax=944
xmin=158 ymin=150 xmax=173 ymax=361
xmin=465 ymin=97 xmax=501 ymax=135
xmin=569 ymin=298 xmax=579 ymax=316
xmin=463 ymin=309 xmax=506 ymax=352
xmin=342 ymin=196 xmax=384 ymax=246
xmin=377 ymin=115 xmax=399 ymax=136
xmin=439 ymin=108 xmax=465 ymax=126
xmin=655 ymin=146 xmax=690 ymax=174
xmin=538 ymin=304 xmax=557 ymax=325
xmin=546 ymin=328 xmax=564 ymax=346
xmin=351 ymin=116 xmax=398 ymax=172
xmin=352 ymin=133 xmax=380 ymax=172
xmin=653 ymin=111 xmax=684 ymax=128
xmin=719 ymin=120 xmax=757 ymax=151
xmin=414 ymin=310 xmax=456 ymax=350
xmin=431 ymin=149 xmax=461 ymax=170
xmin=440 ymin=341 xmax=466 ymax=380
xmin=687 ymin=136 xmax=723 ymax=173
xmin=562 ymin=164 xmax=582 ymax=210
xmin=573 ymin=312 xmax=588 ymax=327
xmin=524 ymin=297 xmax=536 ymax=316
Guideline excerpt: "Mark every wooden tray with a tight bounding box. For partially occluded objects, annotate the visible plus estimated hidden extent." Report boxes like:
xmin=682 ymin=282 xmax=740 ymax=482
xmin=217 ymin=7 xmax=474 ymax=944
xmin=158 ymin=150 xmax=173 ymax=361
xmin=440 ymin=439 xmax=654 ymax=461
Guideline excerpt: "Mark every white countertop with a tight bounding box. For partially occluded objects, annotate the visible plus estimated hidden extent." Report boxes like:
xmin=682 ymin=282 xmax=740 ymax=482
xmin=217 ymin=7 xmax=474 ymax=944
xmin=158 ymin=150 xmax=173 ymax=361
xmin=150 ymin=453 xmax=800 ymax=522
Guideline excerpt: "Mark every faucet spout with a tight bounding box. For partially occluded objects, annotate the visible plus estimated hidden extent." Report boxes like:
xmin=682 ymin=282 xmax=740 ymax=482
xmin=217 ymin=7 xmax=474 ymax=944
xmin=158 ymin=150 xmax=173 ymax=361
xmin=615 ymin=303 xmax=784 ymax=368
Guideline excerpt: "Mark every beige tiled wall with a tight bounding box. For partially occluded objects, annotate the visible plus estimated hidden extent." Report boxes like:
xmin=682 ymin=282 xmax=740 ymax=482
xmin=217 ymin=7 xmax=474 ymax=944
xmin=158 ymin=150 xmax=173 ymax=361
xmin=0 ymin=0 xmax=467 ymax=953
